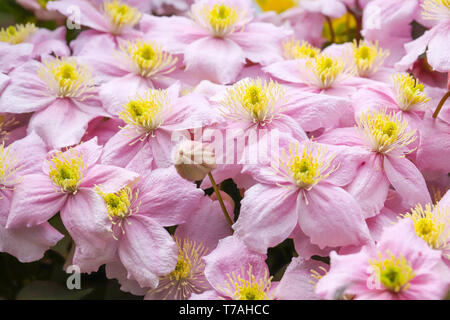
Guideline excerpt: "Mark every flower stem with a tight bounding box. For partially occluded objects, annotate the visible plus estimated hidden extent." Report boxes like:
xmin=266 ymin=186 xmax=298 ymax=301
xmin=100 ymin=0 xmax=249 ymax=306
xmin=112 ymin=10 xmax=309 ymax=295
xmin=325 ymin=17 xmax=335 ymax=43
xmin=208 ymin=172 xmax=233 ymax=227
xmin=432 ymin=90 xmax=450 ymax=119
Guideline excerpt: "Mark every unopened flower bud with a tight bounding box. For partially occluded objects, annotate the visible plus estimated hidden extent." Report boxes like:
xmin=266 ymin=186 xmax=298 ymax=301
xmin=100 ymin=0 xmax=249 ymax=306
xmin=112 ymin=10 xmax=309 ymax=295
xmin=173 ymin=140 xmax=216 ymax=181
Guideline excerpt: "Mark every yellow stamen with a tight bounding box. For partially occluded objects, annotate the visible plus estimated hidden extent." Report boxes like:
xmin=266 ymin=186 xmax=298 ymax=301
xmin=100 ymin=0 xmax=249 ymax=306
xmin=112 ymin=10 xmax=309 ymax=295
xmin=192 ymin=3 xmax=245 ymax=37
xmin=421 ymin=0 xmax=450 ymax=20
xmin=352 ymin=40 xmax=389 ymax=77
xmin=220 ymin=78 xmax=286 ymax=125
xmin=0 ymin=142 xmax=21 ymax=188
xmin=255 ymin=0 xmax=298 ymax=13
xmin=0 ymin=23 xmax=37 ymax=44
xmin=48 ymin=150 xmax=85 ymax=194
xmin=222 ymin=265 xmax=273 ymax=300
xmin=280 ymin=142 xmax=337 ymax=189
xmin=103 ymin=0 xmax=141 ymax=34
xmin=119 ymin=89 xmax=171 ymax=137
xmin=0 ymin=115 xmax=17 ymax=143
xmin=283 ymin=39 xmax=320 ymax=60
xmin=402 ymin=204 xmax=450 ymax=255
xmin=96 ymin=186 xmax=133 ymax=219
xmin=149 ymin=237 xmax=210 ymax=300
xmin=38 ymin=58 xmax=95 ymax=99
xmin=120 ymin=40 xmax=177 ymax=78
xmin=392 ymin=74 xmax=430 ymax=111
xmin=304 ymin=54 xmax=346 ymax=89
xmin=369 ymin=252 xmax=416 ymax=293
xmin=357 ymin=109 xmax=416 ymax=154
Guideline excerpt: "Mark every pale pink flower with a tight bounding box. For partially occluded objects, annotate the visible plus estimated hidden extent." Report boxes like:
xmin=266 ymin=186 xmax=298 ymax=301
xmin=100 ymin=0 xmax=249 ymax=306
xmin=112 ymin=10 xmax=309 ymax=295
xmin=141 ymin=0 xmax=292 ymax=84
xmin=0 ymin=132 xmax=63 ymax=262
xmin=316 ymin=219 xmax=450 ymax=300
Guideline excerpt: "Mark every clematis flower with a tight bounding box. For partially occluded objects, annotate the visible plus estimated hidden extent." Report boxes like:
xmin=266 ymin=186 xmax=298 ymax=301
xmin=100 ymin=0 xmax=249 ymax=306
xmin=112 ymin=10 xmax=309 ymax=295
xmin=233 ymin=138 xmax=371 ymax=253
xmin=141 ymin=0 xmax=292 ymax=84
xmin=78 ymin=35 xmax=180 ymax=114
xmin=101 ymin=82 xmax=219 ymax=172
xmin=318 ymin=108 xmax=431 ymax=216
xmin=190 ymin=235 xmax=277 ymax=300
xmin=396 ymin=0 xmax=450 ymax=72
xmin=5 ymin=138 xmax=139 ymax=271
xmin=92 ymin=166 xmax=204 ymax=289
xmin=0 ymin=132 xmax=63 ymax=262
xmin=316 ymin=219 xmax=450 ymax=300
xmin=144 ymin=194 xmax=233 ymax=299
xmin=0 ymin=57 xmax=109 ymax=148
xmin=0 ymin=23 xmax=70 ymax=60
xmin=48 ymin=0 xmax=145 ymax=54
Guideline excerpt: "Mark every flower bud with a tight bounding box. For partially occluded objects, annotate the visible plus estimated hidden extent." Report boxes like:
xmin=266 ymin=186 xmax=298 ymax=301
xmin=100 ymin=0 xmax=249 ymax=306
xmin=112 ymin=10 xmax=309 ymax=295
xmin=173 ymin=140 xmax=216 ymax=181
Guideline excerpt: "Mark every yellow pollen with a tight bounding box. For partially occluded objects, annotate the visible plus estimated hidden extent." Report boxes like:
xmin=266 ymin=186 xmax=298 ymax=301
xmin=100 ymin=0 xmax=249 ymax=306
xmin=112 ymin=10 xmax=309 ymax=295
xmin=48 ymin=150 xmax=85 ymax=194
xmin=38 ymin=58 xmax=95 ymax=99
xmin=193 ymin=3 xmax=245 ymax=37
xmin=0 ymin=23 xmax=37 ymax=44
xmin=104 ymin=0 xmax=141 ymax=34
xmin=392 ymin=74 xmax=430 ymax=111
xmin=369 ymin=252 xmax=416 ymax=293
xmin=352 ymin=40 xmax=389 ymax=77
xmin=119 ymin=89 xmax=171 ymax=136
xmin=255 ymin=0 xmax=298 ymax=13
xmin=283 ymin=142 xmax=336 ymax=189
xmin=357 ymin=109 xmax=416 ymax=154
xmin=402 ymin=204 xmax=450 ymax=253
xmin=305 ymin=54 xmax=346 ymax=89
xmin=221 ymin=78 xmax=285 ymax=125
xmin=283 ymin=39 xmax=320 ymax=60
xmin=96 ymin=186 xmax=133 ymax=219
xmin=421 ymin=0 xmax=450 ymax=20
xmin=223 ymin=265 xmax=272 ymax=300
xmin=149 ymin=238 xmax=210 ymax=300
xmin=121 ymin=40 xmax=177 ymax=78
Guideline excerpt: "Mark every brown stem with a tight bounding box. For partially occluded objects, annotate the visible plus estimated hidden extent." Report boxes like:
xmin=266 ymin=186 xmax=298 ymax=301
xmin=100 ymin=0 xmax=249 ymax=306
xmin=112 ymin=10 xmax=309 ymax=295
xmin=208 ymin=172 xmax=233 ymax=227
xmin=325 ymin=16 xmax=335 ymax=43
xmin=433 ymin=90 xmax=450 ymax=119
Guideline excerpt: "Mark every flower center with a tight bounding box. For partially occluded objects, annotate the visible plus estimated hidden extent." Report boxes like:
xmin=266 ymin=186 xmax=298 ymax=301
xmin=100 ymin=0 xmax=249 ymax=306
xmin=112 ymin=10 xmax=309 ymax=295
xmin=283 ymin=39 xmax=320 ymax=60
xmin=392 ymin=74 xmax=430 ymax=112
xmin=120 ymin=40 xmax=177 ymax=78
xmin=370 ymin=252 xmax=416 ymax=293
xmin=357 ymin=109 xmax=416 ymax=154
xmin=0 ymin=23 xmax=37 ymax=44
xmin=103 ymin=0 xmax=141 ymax=34
xmin=223 ymin=265 xmax=272 ymax=300
xmin=256 ymin=0 xmax=298 ymax=13
xmin=305 ymin=55 xmax=345 ymax=89
xmin=119 ymin=89 xmax=171 ymax=136
xmin=38 ymin=58 xmax=95 ymax=99
xmin=221 ymin=78 xmax=285 ymax=125
xmin=48 ymin=150 xmax=85 ymax=194
xmin=352 ymin=40 xmax=389 ymax=77
xmin=192 ymin=3 xmax=245 ymax=37
xmin=421 ymin=0 xmax=450 ymax=20
xmin=99 ymin=187 xmax=132 ymax=219
xmin=402 ymin=204 xmax=450 ymax=252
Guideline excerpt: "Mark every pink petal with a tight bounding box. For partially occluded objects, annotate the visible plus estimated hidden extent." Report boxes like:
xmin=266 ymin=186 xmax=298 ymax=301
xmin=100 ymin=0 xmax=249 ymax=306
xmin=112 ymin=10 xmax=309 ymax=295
xmin=184 ymin=37 xmax=245 ymax=84
xmin=105 ymin=261 xmax=147 ymax=295
xmin=0 ymin=42 xmax=32 ymax=73
xmin=427 ymin=23 xmax=450 ymax=73
xmin=80 ymin=164 xmax=140 ymax=194
xmin=119 ymin=215 xmax=178 ymax=289
xmin=233 ymin=184 xmax=298 ymax=253
xmin=298 ymin=183 xmax=371 ymax=249
xmin=263 ymin=60 xmax=304 ymax=84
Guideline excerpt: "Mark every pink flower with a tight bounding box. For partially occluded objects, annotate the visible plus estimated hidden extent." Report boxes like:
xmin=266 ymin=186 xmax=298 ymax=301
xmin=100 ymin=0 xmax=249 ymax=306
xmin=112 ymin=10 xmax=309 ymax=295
xmin=234 ymin=137 xmax=371 ymax=253
xmin=141 ymin=0 xmax=292 ymax=84
xmin=0 ymin=132 xmax=63 ymax=262
xmin=318 ymin=108 xmax=431 ymax=216
xmin=5 ymin=138 xmax=139 ymax=271
xmin=101 ymin=82 xmax=219 ymax=172
xmin=0 ymin=57 xmax=109 ymax=148
xmin=91 ymin=167 xmax=204 ymax=288
xmin=396 ymin=1 xmax=450 ymax=72
xmin=316 ymin=219 xmax=450 ymax=299
xmin=144 ymin=194 xmax=233 ymax=299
